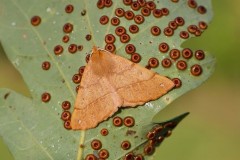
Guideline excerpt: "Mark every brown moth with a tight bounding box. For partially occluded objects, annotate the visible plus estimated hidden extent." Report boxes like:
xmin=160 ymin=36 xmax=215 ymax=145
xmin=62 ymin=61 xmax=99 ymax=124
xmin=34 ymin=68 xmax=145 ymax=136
xmin=71 ymin=46 xmax=174 ymax=130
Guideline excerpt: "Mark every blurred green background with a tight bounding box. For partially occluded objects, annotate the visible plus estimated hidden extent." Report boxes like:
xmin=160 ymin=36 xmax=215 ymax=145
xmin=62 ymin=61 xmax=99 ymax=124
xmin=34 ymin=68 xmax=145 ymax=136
xmin=1 ymin=0 xmax=240 ymax=159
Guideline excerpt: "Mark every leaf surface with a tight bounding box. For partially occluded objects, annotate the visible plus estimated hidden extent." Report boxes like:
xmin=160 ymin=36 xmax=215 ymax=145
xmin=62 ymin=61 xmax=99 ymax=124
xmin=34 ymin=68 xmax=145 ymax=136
xmin=0 ymin=0 xmax=215 ymax=159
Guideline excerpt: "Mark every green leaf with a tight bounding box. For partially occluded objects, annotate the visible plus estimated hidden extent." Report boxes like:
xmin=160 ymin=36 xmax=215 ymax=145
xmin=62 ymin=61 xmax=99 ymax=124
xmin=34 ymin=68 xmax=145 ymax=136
xmin=0 ymin=0 xmax=215 ymax=159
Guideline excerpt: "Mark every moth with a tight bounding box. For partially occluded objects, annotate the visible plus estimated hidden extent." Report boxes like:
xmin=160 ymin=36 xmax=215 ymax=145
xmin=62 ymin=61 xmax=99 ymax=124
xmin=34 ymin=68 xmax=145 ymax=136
xmin=71 ymin=46 xmax=174 ymax=130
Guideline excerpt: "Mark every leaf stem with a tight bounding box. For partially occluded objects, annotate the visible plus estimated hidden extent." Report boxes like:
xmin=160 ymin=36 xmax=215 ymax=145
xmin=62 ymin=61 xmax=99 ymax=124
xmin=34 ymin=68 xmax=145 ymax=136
xmin=77 ymin=131 xmax=86 ymax=160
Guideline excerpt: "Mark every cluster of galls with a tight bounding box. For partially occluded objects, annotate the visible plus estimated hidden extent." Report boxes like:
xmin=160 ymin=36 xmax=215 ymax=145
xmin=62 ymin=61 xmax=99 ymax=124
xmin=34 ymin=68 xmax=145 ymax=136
xmin=73 ymin=66 xmax=85 ymax=93
xmin=40 ymin=31 xmax=79 ymax=129
xmin=84 ymin=128 xmax=110 ymax=159
xmin=123 ymin=153 xmax=144 ymax=160
xmin=121 ymin=121 xmax=177 ymax=160
xmin=85 ymin=116 xmax=178 ymax=159
xmin=96 ymin=0 xmax=208 ymax=92
xmin=31 ymin=4 xmax=90 ymax=129
xmin=98 ymin=0 xmax=172 ymax=63
xmin=61 ymin=64 xmax=86 ymax=129
xmin=52 ymin=4 xmax=87 ymax=56
xmin=60 ymin=101 xmax=72 ymax=130
xmin=85 ymin=116 xmax=135 ymax=159
xmin=86 ymin=139 xmax=110 ymax=159
xmin=113 ymin=116 xmax=135 ymax=127
xmin=144 ymin=122 xmax=176 ymax=155
xmin=31 ymin=3 xmax=88 ymax=89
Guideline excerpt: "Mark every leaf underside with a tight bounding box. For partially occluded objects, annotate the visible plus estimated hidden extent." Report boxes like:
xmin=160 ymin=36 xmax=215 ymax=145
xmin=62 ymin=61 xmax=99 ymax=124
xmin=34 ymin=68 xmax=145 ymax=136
xmin=0 ymin=0 xmax=215 ymax=160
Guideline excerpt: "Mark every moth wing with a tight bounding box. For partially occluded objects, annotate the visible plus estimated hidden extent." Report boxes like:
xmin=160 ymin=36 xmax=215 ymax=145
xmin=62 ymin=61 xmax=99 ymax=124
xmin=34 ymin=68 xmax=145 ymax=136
xmin=71 ymin=49 xmax=123 ymax=130
xmin=71 ymin=48 xmax=174 ymax=130
xmin=107 ymin=53 xmax=175 ymax=106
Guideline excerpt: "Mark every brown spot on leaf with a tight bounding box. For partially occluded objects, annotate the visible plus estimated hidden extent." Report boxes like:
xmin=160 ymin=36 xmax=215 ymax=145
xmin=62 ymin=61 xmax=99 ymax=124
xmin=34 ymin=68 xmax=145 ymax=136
xmin=141 ymin=7 xmax=151 ymax=16
xmin=191 ymin=64 xmax=202 ymax=76
xmin=54 ymin=45 xmax=64 ymax=55
xmin=126 ymin=129 xmax=136 ymax=136
xmin=61 ymin=111 xmax=71 ymax=121
xmin=111 ymin=17 xmax=120 ymax=26
xmin=99 ymin=15 xmax=109 ymax=25
xmin=91 ymin=139 xmax=102 ymax=150
xmin=113 ymin=116 xmax=123 ymax=127
xmin=197 ymin=5 xmax=207 ymax=14
xmin=4 ymin=92 xmax=10 ymax=100
xmin=195 ymin=50 xmax=205 ymax=60
xmin=81 ymin=9 xmax=86 ymax=16
xmin=100 ymin=128 xmax=109 ymax=136
xmin=105 ymin=43 xmax=116 ymax=52
xmin=85 ymin=34 xmax=92 ymax=41
xmin=64 ymin=120 xmax=72 ymax=130
xmin=31 ymin=16 xmax=41 ymax=26
xmin=148 ymin=57 xmax=159 ymax=68
xmin=129 ymin=24 xmax=139 ymax=33
xmin=123 ymin=116 xmax=135 ymax=127
xmin=65 ymin=4 xmax=74 ymax=13
xmin=121 ymin=140 xmax=131 ymax=150
xmin=63 ymin=23 xmax=73 ymax=33
xmin=115 ymin=8 xmax=125 ymax=17
xmin=98 ymin=149 xmax=109 ymax=159
xmin=131 ymin=53 xmax=141 ymax=63
xmin=172 ymin=78 xmax=182 ymax=88
xmin=42 ymin=61 xmax=51 ymax=70
xmin=85 ymin=154 xmax=97 ymax=160
xmin=153 ymin=9 xmax=162 ymax=18
xmin=62 ymin=101 xmax=71 ymax=110
xmin=41 ymin=92 xmax=51 ymax=102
